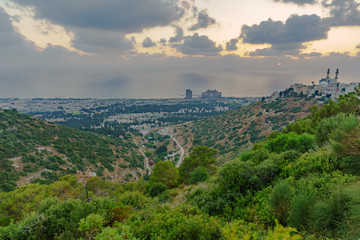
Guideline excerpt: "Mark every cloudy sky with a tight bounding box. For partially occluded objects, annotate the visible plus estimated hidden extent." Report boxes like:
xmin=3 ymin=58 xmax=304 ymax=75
xmin=0 ymin=0 xmax=359 ymax=98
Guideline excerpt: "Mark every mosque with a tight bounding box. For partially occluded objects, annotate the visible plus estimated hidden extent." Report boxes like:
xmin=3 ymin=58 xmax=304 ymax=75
xmin=269 ymin=69 xmax=358 ymax=100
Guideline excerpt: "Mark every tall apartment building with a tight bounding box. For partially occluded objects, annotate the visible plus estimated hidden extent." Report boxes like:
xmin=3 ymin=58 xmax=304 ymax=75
xmin=185 ymin=89 xmax=192 ymax=99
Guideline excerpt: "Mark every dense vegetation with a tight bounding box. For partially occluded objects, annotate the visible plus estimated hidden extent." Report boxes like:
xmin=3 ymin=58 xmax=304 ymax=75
xmin=1 ymin=92 xmax=360 ymax=239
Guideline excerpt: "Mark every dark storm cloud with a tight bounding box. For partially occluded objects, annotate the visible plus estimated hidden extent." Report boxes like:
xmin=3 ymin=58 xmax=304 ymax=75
xmin=72 ymin=29 xmax=134 ymax=55
xmin=0 ymin=8 xmax=14 ymax=32
xmin=159 ymin=38 xmax=167 ymax=46
xmin=142 ymin=37 xmax=157 ymax=48
xmin=169 ymin=26 xmax=184 ymax=42
xmin=273 ymin=0 xmax=317 ymax=5
xmin=241 ymin=14 xmax=329 ymax=44
xmin=0 ymin=7 xmax=35 ymax=56
xmin=226 ymin=38 xmax=239 ymax=51
xmin=241 ymin=14 xmax=330 ymax=56
xmin=328 ymin=52 xmax=350 ymax=57
xmin=299 ymin=52 xmax=323 ymax=57
xmin=10 ymin=0 xmax=185 ymax=33
xmin=188 ymin=9 xmax=216 ymax=31
xmin=322 ymin=0 xmax=360 ymax=27
xmin=174 ymin=33 xmax=222 ymax=56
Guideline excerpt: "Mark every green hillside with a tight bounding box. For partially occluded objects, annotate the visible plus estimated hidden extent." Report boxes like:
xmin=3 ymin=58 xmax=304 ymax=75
xmin=1 ymin=92 xmax=360 ymax=239
xmin=0 ymin=109 xmax=145 ymax=192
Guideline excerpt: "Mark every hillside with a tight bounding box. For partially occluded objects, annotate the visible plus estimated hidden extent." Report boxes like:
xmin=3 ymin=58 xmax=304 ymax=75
xmin=0 ymin=109 xmax=147 ymax=192
xmin=1 ymin=92 xmax=360 ymax=240
xmin=172 ymin=97 xmax=322 ymax=161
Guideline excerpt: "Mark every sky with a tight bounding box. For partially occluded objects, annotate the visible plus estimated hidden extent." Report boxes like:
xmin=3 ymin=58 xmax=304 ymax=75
xmin=0 ymin=0 xmax=359 ymax=98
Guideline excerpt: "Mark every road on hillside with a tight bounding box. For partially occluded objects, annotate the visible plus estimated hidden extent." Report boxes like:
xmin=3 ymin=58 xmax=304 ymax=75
xmin=159 ymin=127 xmax=185 ymax=167
xmin=134 ymin=139 xmax=152 ymax=175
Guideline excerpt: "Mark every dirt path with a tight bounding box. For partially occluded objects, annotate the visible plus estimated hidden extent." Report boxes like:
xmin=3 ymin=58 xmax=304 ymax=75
xmin=131 ymin=170 xmax=139 ymax=181
xmin=113 ymin=157 xmax=119 ymax=182
xmin=134 ymin=138 xmax=152 ymax=175
xmin=159 ymin=127 xmax=185 ymax=167
xmin=139 ymin=147 xmax=151 ymax=175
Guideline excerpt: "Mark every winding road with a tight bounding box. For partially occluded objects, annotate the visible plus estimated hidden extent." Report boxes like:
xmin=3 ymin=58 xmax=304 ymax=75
xmin=159 ymin=127 xmax=185 ymax=167
xmin=135 ymin=139 xmax=152 ymax=175
xmin=139 ymin=147 xmax=152 ymax=175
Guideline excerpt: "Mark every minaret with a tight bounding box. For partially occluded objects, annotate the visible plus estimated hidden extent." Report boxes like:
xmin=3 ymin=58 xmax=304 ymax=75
xmin=335 ymin=69 xmax=339 ymax=81
xmin=326 ymin=68 xmax=330 ymax=79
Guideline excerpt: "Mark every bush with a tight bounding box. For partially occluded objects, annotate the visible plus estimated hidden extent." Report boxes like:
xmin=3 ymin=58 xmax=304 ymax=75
xmin=218 ymin=159 xmax=279 ymax=195
xmin=315 ymin=113 xmax=349 ymax=146
xmin=179 ymin=146 xmax=217 ymax=184
xmin=288 ymin=185 xmax=316 ymax=231
xmin=269 ymin=180 xmax=292 ymax=225
xmin=78 ymin=213 xmax=104 ymax=240
xmin=266 ymin=132 xmax=315 ymax=154
xmin=149 ymin=183 xmax=167 ymax=197
xmin=330 ymin=116 xmax=360 ymax=157
xmin=118 ymin=191 xmax=151 ymax=210
xmin=285 ymin=150 xmax=339 ymax=179
xmin=189 ymin=167 xmax=209 ymax=185
xmin=150 ymin=161 xmax=179 ymax=188
xmin=311 ymin=191 xmax=351 ymax=237
xmin=128 ymin=207 xmax=222 ymax=240
xmin=341 ymin=155 xmax=360 ymax=175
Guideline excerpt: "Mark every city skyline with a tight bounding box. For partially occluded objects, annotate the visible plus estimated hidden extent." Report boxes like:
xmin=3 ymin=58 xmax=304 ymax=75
xmin=0 ymin=0 xmax=359 ymax=98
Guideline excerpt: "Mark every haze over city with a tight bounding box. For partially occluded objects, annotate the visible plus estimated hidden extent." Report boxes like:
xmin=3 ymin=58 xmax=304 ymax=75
xmin=0 ymin=0 xmax=359 ymax=98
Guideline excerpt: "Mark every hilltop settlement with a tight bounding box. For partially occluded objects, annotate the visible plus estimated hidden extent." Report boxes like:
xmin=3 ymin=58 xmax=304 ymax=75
xmin=269 ymin=68 xmax=358 ymax=101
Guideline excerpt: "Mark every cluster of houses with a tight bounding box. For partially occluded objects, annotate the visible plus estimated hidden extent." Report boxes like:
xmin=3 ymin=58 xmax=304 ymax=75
xmin=269 ymin=69 xmax=359 ymax=101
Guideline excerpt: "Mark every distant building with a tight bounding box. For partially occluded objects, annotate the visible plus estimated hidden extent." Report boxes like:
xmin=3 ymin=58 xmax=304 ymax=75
xmin=201 ymin=89 xmax=222 ymax=98
xmin=185 ymin=89 xmax=192 ymax=99
xmin=274 ymin=68 xmax=359 ymax=100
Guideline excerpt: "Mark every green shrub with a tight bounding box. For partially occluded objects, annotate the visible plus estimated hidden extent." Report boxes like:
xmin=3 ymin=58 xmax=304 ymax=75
xmin=179 ymin=146 xmax=217 ymax=184
xmin=150 ymin=161 xmax=179 ymax=188
xmin=118 ymin=191 xmax=151 ymax=210
xmin=149 ymin=183 xmax=167 ymax=197
xmin=269 ymin=180 xmax=292 ymax=225
xmin=341 ymin=155 xmax=360 ymax=175
xmin=266 ymin=132 xmax=315 ymax=154
xmin=189 ymin=167 xmax=210 ymax=185
xmin=311 ymin=191 xmax=351 ymax=237
xmin=288 ymin=186 xmax=316 ymax=231
xmin=315 ymin=113 xmax=349 ymax=146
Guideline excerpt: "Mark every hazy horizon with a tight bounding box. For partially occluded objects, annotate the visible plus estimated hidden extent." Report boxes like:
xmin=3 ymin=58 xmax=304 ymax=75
xmin=0 ymin=0 xmax=359 ymax=98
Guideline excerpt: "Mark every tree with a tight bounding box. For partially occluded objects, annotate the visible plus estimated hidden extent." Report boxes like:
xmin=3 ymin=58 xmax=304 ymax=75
xmin=330 ymin=115 xmax=360 ymax=157
xmin=178 ymin=146 xmax=217 ymax=184
xmin=189 ymin=167 xmax=209 ymax=185
xmin=150 ymin=161 xmax=179 ymax=188
xmin=78 ymin=214 xmax=104 ymax=240
xmin=315 ymin=113 xmax=349 ymax=146
xmin=148 ymin=182 xmax=167 ymax=197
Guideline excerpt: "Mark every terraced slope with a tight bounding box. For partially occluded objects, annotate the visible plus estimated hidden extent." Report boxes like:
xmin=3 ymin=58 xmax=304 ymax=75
xmin=173 ymin=97 xmax=321 ymax=161
xmin=0 ymin=109 xmax=145 ymax=192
